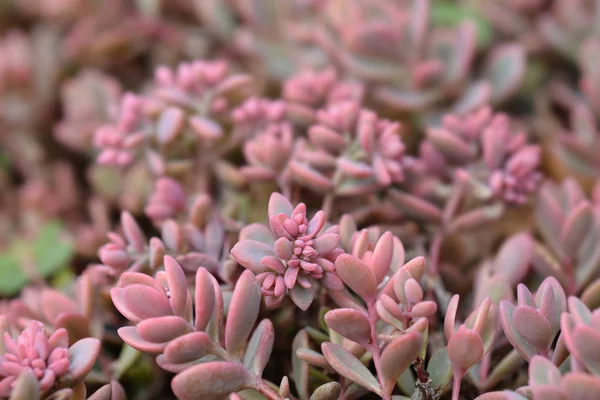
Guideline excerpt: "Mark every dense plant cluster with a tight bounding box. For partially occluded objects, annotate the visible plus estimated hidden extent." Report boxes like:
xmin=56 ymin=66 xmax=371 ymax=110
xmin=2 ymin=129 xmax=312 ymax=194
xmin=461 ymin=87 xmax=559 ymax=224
xmin=2 ymin=0 xmax=600 ymax=399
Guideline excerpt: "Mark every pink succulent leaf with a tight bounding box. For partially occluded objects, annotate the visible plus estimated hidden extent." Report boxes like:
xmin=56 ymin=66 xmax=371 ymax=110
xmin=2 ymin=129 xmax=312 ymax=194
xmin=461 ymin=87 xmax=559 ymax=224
xmin=54 ymin=314 xmax=91 ymax=345
xmin=404 ymin=279 xmax=424 ymax=305
xmin=8 ymin=370 xmax=39 ymax=400
xmin=243 ymin=319 xmax=274 ymax=376
xmin=312 ymin=233 xmax=340 ymax=255
xmin=171 ymin=361 xmax=257 ymax=400
xmin=568 ymin=296 xmax=593 ymax=325
xmin=517 ymin=284 xmax=536 ymax=308
xmin=225 ymin=270 xmax=261 ymax=354
xmin=448 ymin=325 xmax=484 ymax=375
xmin=388 ymin=189 xmax=443 ymax=222
xmin=110 ymin=287 xmax=142 ymax=323
xmin=321 ymin=342 xmax=382 ymax=396
xmin=560 ymin=201 xmax=594 ymax=259
xmin=163 ymin=256 xmax=189 ymax=318
xmin=116 ymin=272 xmax=163 ymax=292
xmin=494 ymin=232 xmax=534 ymax=286
xmin=324 ymin=308 xmax=371 ymax=347
xmin=204 ymin=276 xmax=224 ymax=343
xmin=156 ymin=353 xmax=214 ymax=374
xmin=195 ymin=268 xmax=216 ymax=332
xmin=289 ymin=285 xmax=316 ymax=311
xmin=48 ymin=328 xmax=69 ymax=350
xmin=289 ymin=161 xmax=335 ymax=193
xmin=335 ymin=254 xmax=377 ymax=301
xmin=67 ymin=337 xmax=101 ymax=381
xmin=291 ymin=330 xmax=310 ymax=399
xmin=117 ymin=326 xmax=168 ymax=354
xmin=268 ymin=192 xmax=294 ymax=219
xmin=464 ymin=299 xmax=497 ymax=355
xmin=392 ymin=269 xmax=413 ymax=307
xmin=529 ymin=356 xmax=562 ymax=388
xmin=239 ymin=223 xmax=275 ymax=246
xmin=536 ymin=277 xmax=567 ymax=339
xmin=121 ymin=211 xmax=146 ymax=252
xmin=40 ymin=289 xmax=78 ymax=326
xmin=370 ymin=232 xmax=394 ymax=284
xmin=445 ymin=21 xmax=477 ymax=84
xmin=379 ymin=332 xmax=423 ymax=396
xmin=136 ymin=316 xmax=192 ymax=344
xmin=87 ymin=381 xmax=127 ymax=400
xmin=164 ymin=332 xmax=214 ymax=365
xmin=321 ymin=272 xmax=344 ymax=291
xmin=231 ymin=240 xmax=276 ymax=274
xmin=561 ymin=373 xmax=600 ymax=400
xmin=410 ymin=301 xmax=438 ymax=319
xmin=121 ymin=284 xmax=172 ymax=320
xmin=569 ymin=326 xmax=600 ymax=375
xmin=376 ymin=298 xmax=406 ymax=331
xmin=484 ymin=43 xmax=526 ymax=104
xmin=499 ymin=301 xmax=539 ymax=360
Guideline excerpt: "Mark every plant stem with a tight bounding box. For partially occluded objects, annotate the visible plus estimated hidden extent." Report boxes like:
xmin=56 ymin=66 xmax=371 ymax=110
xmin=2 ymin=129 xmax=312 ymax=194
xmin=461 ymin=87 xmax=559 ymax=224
xmin=563 ymin=258 xmax=577 ymax=295
xmin=452 ymin=375 xmax=462 ymax=400
xmin=428 ymin=231 xmax=444 ymax=277
xmin=322 ymin=166 xmax=343 ymax=216
xmin=479 ymin=351 xmax=491 ymax=382
xmin=366 ymin=299 xmax=391 ymax=400
xmin=257 ymin=380 xmax=285 ymax=400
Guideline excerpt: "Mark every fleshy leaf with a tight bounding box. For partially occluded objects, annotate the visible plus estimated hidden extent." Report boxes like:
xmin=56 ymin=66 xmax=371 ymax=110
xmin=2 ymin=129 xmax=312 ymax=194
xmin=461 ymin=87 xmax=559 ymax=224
xmin=484 ymin=43 xmax=526 ymax=103
xmin=137 ymin=315 xmax=192 ymax=344
xmin=499 ymin=301 xmax=537 ymax=361
xmin=427 ymin=347 xmax=453 ymax=393
xmin=494 ymin=233 xmax=533 ymax=286
xmin=243 ymin=319 xmax=275 ymax=376
xmin=290 ymin=284 xmax=316 ymax=311
xmin=164 ymin=331 xmax=213 ymax=365
xmin=292 ymin=330 xmax=310 ymax=399
xmin=335 ymin=254 xmax=377 ymax=300
xmin=225 ymin=270 xmax=261 ymax=354
xmin=371 ymin=232 xmax=394 ymax=284
xmin=9 ymin=370 xmax=40 ymax=400
xmin=309 ymin=382 xmax=341 ymax=400
xmin=321 ymin=342 xmax=382 ymax=396
xmin=171 ymin=361 xmax=256 ymax=400
xmin=195 ymin=268 xmax=216 ymax=332
xmin=268 ymin=192 xmax=294 ymax=218
xmin=68 ymin=338 xmax=101 ymax=381
xmin=379 ymin=332 xmax=423 ymax=395
xmin=560 ymin=202 xmax=593 ymax=259
xmin=324 ymin=308 xmax=371 ymax=346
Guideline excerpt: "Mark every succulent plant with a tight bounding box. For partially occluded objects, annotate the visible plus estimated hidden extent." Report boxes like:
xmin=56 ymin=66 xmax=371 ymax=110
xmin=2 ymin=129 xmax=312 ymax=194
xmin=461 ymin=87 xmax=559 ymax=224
xmin=0 ymin=320 xmax=100 ymax=398
xmin=232 ymin=193 xmax=343 ymax=310
xmin=4 ymin=1 xmax=600 ymax=399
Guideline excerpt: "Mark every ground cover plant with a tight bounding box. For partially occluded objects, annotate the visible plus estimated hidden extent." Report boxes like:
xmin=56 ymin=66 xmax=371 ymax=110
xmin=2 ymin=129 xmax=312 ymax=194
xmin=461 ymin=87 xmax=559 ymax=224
xmin=1 ymin=0 xmax=600 ymax=399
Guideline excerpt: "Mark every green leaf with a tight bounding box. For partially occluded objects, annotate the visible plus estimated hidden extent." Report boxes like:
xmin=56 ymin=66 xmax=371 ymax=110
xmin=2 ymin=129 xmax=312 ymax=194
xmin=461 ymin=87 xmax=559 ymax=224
xmin=33 ymin=221 xmax=73 ymax=277
xmin=0 ymin=221 xmax=73 ymax=297
xmin=427 ymin=347 xmax=453 ymax=394
xmin=0 ymin=151 xmax=10 ymax=171
xmin=321 ymin=342 xmax=382 ymax=395
xmin=0 ymin=253 xmax=28 ymax=296
xmin=113 ymin=344 xmax=142 ymax=380
xmin=292 ymin=330 xmax=310 ymax=400
xmin=431 ymin=3 xmax=492 ymax=48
